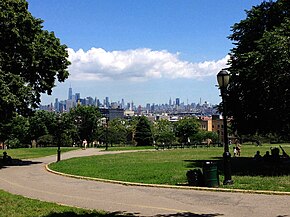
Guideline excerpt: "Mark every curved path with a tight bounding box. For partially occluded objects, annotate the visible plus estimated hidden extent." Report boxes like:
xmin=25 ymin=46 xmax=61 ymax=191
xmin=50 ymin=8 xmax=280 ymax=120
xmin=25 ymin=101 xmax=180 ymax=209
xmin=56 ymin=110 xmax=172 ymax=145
xmin=0 ymin=148 xmax=289 ymax=217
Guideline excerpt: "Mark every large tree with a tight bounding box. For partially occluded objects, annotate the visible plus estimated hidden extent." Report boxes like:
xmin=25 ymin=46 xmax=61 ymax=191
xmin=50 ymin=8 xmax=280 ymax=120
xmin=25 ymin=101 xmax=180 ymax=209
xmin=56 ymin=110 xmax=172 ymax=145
xmin=69 ymin=105 xmax=102 ymax=145
xmin=134 ymin=116 xmax=153 ymax=146
xmin=226 ymin=0 xmax=290 ymax=138
xmin=174 ymin=117 xmax=200 ymax=144
xmin=0 ymin=0 xmax=70 ymax=143
xmin=152 ymin=119 xmax=176 ymax=145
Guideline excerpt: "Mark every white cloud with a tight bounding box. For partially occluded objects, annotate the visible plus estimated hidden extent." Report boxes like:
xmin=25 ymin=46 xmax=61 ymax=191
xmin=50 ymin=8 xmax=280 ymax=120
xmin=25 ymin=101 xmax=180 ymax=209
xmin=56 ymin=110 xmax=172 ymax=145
xmin=67 ymin=47 xmax=229 ymax=81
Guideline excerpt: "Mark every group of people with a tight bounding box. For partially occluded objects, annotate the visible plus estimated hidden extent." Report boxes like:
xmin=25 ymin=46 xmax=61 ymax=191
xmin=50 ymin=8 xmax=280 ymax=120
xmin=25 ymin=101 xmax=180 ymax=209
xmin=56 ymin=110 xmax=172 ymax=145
xmin=254 ymin=146 xmax=290 ymax=162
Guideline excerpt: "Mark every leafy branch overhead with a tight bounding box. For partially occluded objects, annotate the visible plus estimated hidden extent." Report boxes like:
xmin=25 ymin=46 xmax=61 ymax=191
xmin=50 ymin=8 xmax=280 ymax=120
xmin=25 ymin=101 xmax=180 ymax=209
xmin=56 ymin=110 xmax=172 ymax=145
xmin=0 ymin=0 xmax=70 ymax=142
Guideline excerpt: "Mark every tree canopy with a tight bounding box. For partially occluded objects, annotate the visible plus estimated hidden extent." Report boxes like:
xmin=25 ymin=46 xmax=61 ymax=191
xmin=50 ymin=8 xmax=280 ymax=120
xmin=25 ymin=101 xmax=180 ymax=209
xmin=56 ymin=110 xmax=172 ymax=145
xmin=0 ymin=0 xmax=70 ymax=142
xmin=69 ymin=105 xmax=102 ymax=144
xmin=134 ymin=116 xmax=153 ymax=146
xmin=174 ymin=117 xmax=200 ymax=144
xmin=226 ymin=0 xmax=290 ymax=139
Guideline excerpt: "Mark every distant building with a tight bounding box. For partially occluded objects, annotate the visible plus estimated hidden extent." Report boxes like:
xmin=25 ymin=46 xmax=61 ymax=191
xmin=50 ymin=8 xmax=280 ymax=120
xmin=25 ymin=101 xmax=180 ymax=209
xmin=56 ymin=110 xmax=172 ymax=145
xmin=199 ymin=116 xmax=212 ymax=131
xmin=54 ymin=98 xmax=59 ymax=112
xmin=66 ymin=99 xmax=74 ymax=111
xmin=105 ymin=97 xmax=110 ymax=108
xmin=99 ymin=108 xmax=124 ymax=121
xmin=124 ymin=110 xmax=134 ymax=117
xmin=176 ymin=98 xmax=180 ymax=107
xmin=68 ymin=87 xmax=73 ymax=100
xmin=198 ymin=115 xmax=225 ymax=143
xmin=75 ymin=93 xmax=80 ymax=102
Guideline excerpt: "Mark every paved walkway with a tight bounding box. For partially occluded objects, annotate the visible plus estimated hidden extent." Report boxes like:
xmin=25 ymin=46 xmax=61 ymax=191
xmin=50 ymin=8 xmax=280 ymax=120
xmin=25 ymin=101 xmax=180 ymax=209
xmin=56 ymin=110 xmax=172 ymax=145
xmin=0 ymin=148 xmax=289 ymax=217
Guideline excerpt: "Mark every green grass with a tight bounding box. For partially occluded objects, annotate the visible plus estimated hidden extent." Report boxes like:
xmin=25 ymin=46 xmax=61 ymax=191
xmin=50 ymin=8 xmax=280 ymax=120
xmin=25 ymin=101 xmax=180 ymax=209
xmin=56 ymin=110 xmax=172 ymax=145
xmin=99 ymin=145 xmax=154 ymax=151
xmin=49 ymin=144 xmax=290 ymax=192
xmin=0 ymin=189 xmax=130 ymax=217
xmin=1 ymin=147 xmax=78 ymax=159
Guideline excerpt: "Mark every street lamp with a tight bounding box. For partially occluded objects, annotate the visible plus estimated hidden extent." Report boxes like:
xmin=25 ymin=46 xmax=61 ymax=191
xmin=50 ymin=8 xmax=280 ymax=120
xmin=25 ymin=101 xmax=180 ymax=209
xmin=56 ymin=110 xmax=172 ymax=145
xmin=105 ymin=117 xmax=109 ymax=151
xmin=56 ymin=114 xmax=61 ymax=162
xmin=217 ymin=69 xmax=233 ymax=185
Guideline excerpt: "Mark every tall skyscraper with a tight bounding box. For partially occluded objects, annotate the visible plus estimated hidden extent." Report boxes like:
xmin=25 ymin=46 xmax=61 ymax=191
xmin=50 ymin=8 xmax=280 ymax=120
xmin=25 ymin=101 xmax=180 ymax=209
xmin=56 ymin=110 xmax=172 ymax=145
xmin=176 ymin=98 xmax=180 ymax=106
xmin=54 ymin=98 xmax=59 ymax=112
xmin=68 ymin=87 xmax=73 ymax=100
xmin=105 ymin=97 xmax=110 ymax=108
xmin=75 ymin=93 xmax=80 ymax=102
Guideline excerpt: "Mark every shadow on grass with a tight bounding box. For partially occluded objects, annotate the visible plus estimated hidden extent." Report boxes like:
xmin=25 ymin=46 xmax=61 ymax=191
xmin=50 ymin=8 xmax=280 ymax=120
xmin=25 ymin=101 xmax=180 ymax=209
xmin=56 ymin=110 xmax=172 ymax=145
xmin=185 ymin=157 xmax=290 ymax=177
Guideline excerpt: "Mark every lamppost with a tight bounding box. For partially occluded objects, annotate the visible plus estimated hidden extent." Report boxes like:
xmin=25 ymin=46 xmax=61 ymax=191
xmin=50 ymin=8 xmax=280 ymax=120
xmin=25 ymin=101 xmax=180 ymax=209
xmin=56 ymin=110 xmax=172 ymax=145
xmin=56 ymin=114 xmax=61 ymax=162
xmin=105 ymin=117 xmax=109 ymax=151
xmin=217 ymin=69 xmax=233 ymax=185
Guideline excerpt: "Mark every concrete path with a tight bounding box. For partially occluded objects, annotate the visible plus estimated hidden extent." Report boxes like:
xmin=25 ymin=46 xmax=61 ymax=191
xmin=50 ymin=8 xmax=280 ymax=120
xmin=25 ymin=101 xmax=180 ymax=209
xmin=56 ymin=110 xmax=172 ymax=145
xmin=0 ymin=148 xmax=289 ymax=217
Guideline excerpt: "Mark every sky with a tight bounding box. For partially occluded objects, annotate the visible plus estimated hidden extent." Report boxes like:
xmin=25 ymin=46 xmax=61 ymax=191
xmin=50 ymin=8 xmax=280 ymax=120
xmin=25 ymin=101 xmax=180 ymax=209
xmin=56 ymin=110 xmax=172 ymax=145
xmin=27 ymin=0 xmax=265 ymax=106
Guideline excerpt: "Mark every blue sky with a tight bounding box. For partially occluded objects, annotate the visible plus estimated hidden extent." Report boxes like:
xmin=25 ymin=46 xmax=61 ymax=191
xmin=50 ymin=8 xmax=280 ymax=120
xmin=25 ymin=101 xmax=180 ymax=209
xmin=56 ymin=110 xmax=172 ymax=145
xmin=27 ymin=0 xmax=265 ymax=106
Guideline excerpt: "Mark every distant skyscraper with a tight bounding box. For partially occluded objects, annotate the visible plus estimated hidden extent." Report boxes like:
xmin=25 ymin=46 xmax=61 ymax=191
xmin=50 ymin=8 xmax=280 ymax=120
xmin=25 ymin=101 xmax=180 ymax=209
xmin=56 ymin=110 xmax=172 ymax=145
xmin=54 ymin=98 xmax=59 ymax=112
xmin=146 ymin=103 xmax=151 ymax=111
xmin=105 ymin=97 xmax=110 ymax=108
xmin=75 ymin=93 xmax=80 ymax=102
xmin=169 ymin=97 xmax=172 ymax=106
xmin=68 ymin=87 xmax=73 ymax=100
xmin=176 ymin=98 xmax=180 ymax=106
xmin=121 ymin=98 xmax=125 ymax=109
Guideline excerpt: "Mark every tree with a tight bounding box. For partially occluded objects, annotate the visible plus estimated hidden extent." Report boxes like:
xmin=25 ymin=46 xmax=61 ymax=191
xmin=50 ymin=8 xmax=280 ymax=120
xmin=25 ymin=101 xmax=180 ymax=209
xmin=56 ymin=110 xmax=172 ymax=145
xmin=174 ymin=117 xmax=200 ymax=144
xmin=69 ymin=105 xmax=102 ymax=145
xmin=0 ymin=0 xmax=70 ymax=144
xmin=29 ymin=110 xmax=57 ymax=145
xmin=107 ymin=118 xmax=127 ymax=145
xmin=152 ymin=119 xmax=176 ymax=145
xmin=191 ymin=131 xmax=219 ymax=144
xmin=4 ymin=114 xmax=30 ymax=148
xmin=227 ymin=0 xmax=290 ymax=139
xmin=134 ymin=116 xmax=153 ymax=146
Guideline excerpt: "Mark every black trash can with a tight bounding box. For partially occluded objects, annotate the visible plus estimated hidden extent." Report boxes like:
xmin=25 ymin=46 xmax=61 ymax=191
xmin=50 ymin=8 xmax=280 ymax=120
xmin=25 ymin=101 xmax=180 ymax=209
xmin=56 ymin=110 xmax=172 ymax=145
xmin=203 ymin=161 xmax=219 ymax=187
xmin=186 ymin=169 xmax=203 ymax=186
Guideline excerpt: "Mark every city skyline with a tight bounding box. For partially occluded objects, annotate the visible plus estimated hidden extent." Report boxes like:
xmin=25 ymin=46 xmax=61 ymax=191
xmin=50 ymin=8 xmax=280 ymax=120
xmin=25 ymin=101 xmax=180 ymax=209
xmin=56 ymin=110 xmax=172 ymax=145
xmin=41 ymin=86 xmax=217 ymax=113
xmin=26 ymin=0 xmax=265 ymax=106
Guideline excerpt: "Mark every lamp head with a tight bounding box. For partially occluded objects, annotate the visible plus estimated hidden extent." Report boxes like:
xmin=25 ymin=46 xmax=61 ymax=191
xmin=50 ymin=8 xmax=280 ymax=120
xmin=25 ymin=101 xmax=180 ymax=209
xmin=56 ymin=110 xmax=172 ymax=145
xmin=217 ymin=70 xmax=230 ymax=88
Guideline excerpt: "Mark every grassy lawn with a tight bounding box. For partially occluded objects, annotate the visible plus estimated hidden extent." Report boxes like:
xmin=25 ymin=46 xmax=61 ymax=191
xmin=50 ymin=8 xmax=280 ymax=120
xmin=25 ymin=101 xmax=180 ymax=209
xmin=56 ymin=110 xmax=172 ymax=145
xmin=99 ymin=145 xmax=154 ymax=151
xmin=49 ymin=144 xmax=290 ymax=192
xmin=1 ymin=147 xmax=78 ymax=159
xmin=0 ymin=189 xmax=129 ymax=217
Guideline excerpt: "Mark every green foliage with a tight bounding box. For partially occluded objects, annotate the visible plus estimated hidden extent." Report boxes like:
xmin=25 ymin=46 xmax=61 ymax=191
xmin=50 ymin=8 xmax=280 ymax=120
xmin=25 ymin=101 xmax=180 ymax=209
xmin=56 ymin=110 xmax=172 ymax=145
xmin=37 ymin=134 xmax=53 ymax=147
xmin=191 ymin=131 xmax=219 ymax=144
xmin=134 ymin=116 xmax=153 ymax=146
xmin=69 ymin=105 xmax=102 ymax=145
xmin=29 ymin=110 xmax=57 ymax=143
xmin=0 ymin=0 xmax=70 ymax=142
xmin=174 ymin=117 xmax=200 ymax=143
xmin=107 ymin=118 xmax=127 ymax=145
xmin=227 ymin=0 xmax=290 ymax=139
xmin=5 ymin=114 xmax=30 ymax=148
xmin=152 ymin=119 xmax=176 ymax=144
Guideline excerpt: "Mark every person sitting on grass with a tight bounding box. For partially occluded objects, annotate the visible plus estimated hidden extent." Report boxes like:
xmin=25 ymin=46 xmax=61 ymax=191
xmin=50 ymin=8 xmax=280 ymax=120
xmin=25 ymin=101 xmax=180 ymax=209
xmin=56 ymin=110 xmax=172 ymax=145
xmin=263 ymin=151 xmax=271 ymax=162
xmin=254 ymin=151 xmax=262 ymax=161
